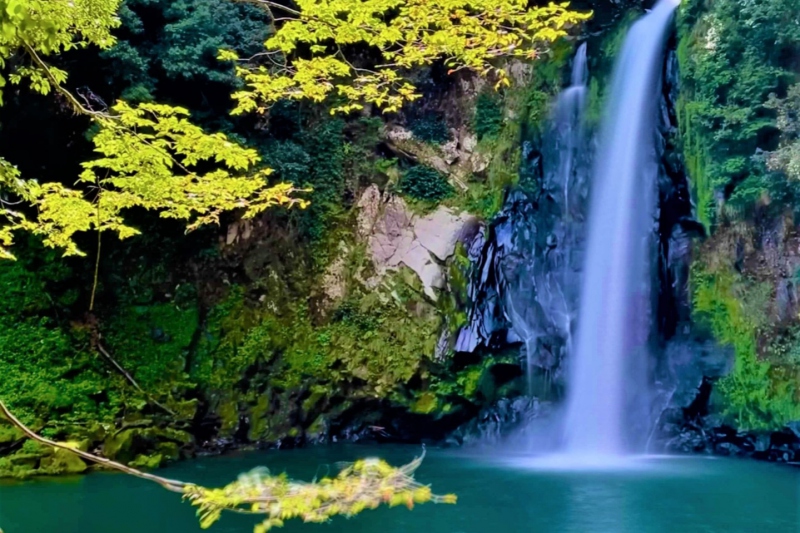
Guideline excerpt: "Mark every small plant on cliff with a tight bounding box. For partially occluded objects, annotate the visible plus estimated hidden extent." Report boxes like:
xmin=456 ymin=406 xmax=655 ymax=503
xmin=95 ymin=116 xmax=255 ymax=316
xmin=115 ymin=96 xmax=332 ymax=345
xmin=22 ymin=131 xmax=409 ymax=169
xmin=409 ymin=115 xmax=451 ymax=144
xmin=473 ymin=92 xmax=504 ymax=140
xmin=401 ymin=165 xmax=455 ymax=202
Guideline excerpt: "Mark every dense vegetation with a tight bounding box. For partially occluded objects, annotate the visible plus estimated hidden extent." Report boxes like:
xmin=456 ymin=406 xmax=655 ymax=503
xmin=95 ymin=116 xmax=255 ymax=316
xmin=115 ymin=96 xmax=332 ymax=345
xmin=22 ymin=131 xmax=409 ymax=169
xmin=678 ymin=0 xmax=800 ymax=430
xmin=0 ymin=0 xmax=589 ymax=494
xmin=3 ymin=3 xmax=800 ymax=527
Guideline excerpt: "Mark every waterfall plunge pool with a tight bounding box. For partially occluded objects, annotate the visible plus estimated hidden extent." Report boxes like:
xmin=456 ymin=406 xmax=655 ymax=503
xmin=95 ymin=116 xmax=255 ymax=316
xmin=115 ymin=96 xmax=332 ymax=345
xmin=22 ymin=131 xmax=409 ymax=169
xmin=1 ymin=445 xmax=798 ymax=533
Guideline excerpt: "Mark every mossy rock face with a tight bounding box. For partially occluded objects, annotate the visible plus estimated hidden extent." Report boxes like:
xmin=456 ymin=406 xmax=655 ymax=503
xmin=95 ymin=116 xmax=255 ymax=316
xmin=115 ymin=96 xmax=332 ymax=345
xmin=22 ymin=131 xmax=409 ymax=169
xmin=215 ymin=397 xmax=241 ymax=438
xmin=103 ymin=429 xmax=139 ymax=462
xmin=103 ymin=426 xmax=192 ymax=464
xmin=246 ymin=392 xmax=299 ymax=443
xmin=156 ymin=441 xmax=181 ymax=460
xmin=411 ymin=392 xmax=440 ymax=415
xmin=129 ymin=453 xmax=164 ymax=470
xmin=38 ymin=447 xmax=88 ymax=475
xmin=0 ymin=425 xmax=21 ymax=445
xmin=0 ymin=457 xmax=38 ymax=478
xmin=172 ymin=399 xmax=199 ymax=420
xmin=305 ymin=416 xmax=328 ymax=441
xmin=0 ymin=440 xmax=88 ymax=478
xmin=152 ymin=427 xmax=193 ymax=446
xmin=8 ymin=453 xmax=39 ymax=469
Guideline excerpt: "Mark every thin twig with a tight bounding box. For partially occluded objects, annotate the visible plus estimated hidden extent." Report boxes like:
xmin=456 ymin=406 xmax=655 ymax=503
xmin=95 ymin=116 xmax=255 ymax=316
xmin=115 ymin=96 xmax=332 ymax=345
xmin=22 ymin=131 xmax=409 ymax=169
xmin=22 ymin=42 xmax=111 ymax=118
xmin=89 ymin=228 xmax=101 ymax=312
xmin=96 ymin=342 xmax=177 ymax=417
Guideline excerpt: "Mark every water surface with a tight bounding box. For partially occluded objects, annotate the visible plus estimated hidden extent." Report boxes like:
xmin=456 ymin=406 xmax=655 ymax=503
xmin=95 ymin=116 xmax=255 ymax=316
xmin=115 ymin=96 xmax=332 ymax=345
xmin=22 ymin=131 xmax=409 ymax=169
xmin=1 ymin=445 xmax=798 ymax=533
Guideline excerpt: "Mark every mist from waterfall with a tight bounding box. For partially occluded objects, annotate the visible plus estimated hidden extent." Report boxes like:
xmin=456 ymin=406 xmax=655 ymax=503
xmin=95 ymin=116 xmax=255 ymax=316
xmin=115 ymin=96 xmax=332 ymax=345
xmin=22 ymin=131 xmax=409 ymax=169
xmin=561 ymin=0 xmax=679 ymax=458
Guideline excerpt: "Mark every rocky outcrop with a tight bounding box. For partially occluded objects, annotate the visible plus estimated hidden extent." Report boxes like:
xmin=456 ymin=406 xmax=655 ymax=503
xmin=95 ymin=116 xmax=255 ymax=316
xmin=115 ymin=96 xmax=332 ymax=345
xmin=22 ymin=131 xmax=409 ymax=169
xmin=454 ymin=43 xmax=697 ymax=404
xmin=357 ymin=185 xmax=479 ymax=299
xmin=445 ymin=396 xmax=552 ymax=447
xmin=384 ymin=125 xmax=490 ymax=190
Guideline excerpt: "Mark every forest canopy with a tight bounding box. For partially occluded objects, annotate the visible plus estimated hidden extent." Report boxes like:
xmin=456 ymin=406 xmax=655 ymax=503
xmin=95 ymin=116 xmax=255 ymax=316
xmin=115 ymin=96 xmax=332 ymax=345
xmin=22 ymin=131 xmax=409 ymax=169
xmin=0 ymin=0 xmax=588 ymax=260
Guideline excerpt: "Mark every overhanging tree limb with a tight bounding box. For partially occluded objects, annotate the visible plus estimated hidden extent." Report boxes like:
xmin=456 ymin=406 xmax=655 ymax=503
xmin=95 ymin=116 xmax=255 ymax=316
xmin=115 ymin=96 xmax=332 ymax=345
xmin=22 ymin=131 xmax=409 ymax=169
xmin=0 ymin=400 xmax=456 ymax=532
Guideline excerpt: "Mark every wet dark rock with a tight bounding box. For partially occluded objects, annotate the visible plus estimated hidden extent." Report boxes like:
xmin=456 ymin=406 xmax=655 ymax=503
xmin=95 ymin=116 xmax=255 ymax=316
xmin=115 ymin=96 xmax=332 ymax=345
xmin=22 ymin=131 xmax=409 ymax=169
xmin=456 ymin=44 xmax=698 ymax=411
xmin=446 ymin=397 xmax=551 ymax=446
xmin=656 ymin=396 xmax=800 ymax=463
xmin=715 ymin=442 xmax=744 ymax=456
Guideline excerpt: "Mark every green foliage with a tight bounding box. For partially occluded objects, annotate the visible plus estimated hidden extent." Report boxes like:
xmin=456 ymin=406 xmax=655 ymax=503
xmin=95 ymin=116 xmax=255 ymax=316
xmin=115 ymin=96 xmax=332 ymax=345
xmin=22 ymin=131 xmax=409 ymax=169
xmin=3 ymin=101 xmax=306 ymax=258
xmin=473 ymin=92 xmax=504 ymax=140
xmin=225 ymin=0 xmax=591 ymax=114
xmin=677 ymin=0 xmax=800 ymax=225
xmin=0 ymin=252 xmax=122 ymax=429
xmin=428 ymin=354 xmax=516 ymax=405
xmin=692 ymin=264 xmax=800 ymax=430
xmin=0 ymin=0 xmax=120 ymax=103
xmin=183 ymin=455 xmax=456 ymax=532
xmin=523 ymin=38 xmax=571 ymax=129
xmin=195 ymin=276 xmax=442 ymax=403
xmin=158 ymin=0 xmax=271 ymax=85
xmin=765 ymin=84 xmax=800 ymax=181
xmin=401 ymin=165 xmax=454 ymax=202
xmin=102 ymin=0 xmax=273 ymax=96
xmin=409 ymin=115 xmax=450 ymax=144
xmin=104 ymin=303 xmax=199 ymax=392
xmin=260 ymin=117 xmax=348 ymax=243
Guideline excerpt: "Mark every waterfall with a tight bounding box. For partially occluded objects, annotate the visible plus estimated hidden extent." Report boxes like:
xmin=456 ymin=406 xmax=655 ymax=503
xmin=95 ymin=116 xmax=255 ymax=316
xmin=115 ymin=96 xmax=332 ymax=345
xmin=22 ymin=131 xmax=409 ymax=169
xmin=562 ymin=0 xmax=679 ymax=458
xmin=507 ymin=42 xmax=589 ymax=397
xmin=556 ymin=42 xmax=587 ymax=220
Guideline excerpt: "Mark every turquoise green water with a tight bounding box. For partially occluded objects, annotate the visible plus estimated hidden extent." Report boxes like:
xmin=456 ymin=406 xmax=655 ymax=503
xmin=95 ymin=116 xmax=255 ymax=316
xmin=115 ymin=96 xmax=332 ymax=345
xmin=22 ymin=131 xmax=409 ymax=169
xmin=1 ymin=446 xmax=798 ymax=533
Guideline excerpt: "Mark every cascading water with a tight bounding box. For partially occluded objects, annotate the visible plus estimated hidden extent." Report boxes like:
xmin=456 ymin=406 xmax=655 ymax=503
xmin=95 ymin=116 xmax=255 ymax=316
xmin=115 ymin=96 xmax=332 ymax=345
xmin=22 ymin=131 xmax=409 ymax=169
xmin=562 ymin=0 xmax=680 ymax=458
xmin=556 ymin=42 xmax=588 ymax=219
xmin=509 ymin=42 xmax=589 ymax=395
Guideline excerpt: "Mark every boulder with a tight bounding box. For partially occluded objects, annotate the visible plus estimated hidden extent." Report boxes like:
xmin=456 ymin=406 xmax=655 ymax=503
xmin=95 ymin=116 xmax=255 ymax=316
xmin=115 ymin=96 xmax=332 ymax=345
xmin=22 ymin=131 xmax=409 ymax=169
xmin=358 ymin=187 xmax=477 ymax=299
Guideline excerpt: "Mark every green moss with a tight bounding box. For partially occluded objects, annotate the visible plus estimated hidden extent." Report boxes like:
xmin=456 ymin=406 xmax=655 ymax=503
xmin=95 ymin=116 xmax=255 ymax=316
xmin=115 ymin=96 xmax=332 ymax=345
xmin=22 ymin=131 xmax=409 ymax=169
xmin=411 ymin=392 xmax=439 ymax=414
xmin=247 ymin=395 xmax=271 ymax=442
xmin=39 ymin=447 xmax=89 ymax=475
xmin=473 ymin=92 xmax=504 ymax=140
xmin=102 ymin=426 xmax=191 ymax=464
xmin=692 ymin=264 xmax=800 ymax=430
xmin=103 ymin=429 xmax=139 ymax=461
xmin=190 ymin=268 xmax=443 ymax=439
xmin=457 ymin=367 xmax=484 ymax=399
xmin=0 ymin=424 xmax=20 ymax=444
xmin=0 ymin=440 xmax=88 ymax=478
xmin=216 ymin=399 xmax=240 ymax=438
xmin=104 ymin=302 xmax=199 ymax=393
xmin=129 ymin=453 xmax=164 ymax=470
xmin=0 ymin=254 xmax=122 ymax=433
xmin=156 ymin=441 xmax=181 ymax=460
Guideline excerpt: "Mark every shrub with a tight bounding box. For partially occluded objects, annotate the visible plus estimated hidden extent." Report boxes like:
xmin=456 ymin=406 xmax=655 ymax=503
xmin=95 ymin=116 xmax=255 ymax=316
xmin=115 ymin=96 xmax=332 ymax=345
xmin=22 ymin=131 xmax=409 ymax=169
xmin=473 ymin=92 xmax=503 ymax=140
xmin=400 ymin=165 xmax=454 ymax=202
xmin=409 ymin=115 xmax=450 ymax=144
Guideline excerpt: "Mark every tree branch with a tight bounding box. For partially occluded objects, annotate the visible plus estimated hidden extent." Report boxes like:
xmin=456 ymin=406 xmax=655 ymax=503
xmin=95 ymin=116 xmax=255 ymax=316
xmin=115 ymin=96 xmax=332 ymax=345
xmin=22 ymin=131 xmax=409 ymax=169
xmin=0 ymin=400 xmax=187 ymax=493
xmin=95 ymin=341 xmax=178 ymax=417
